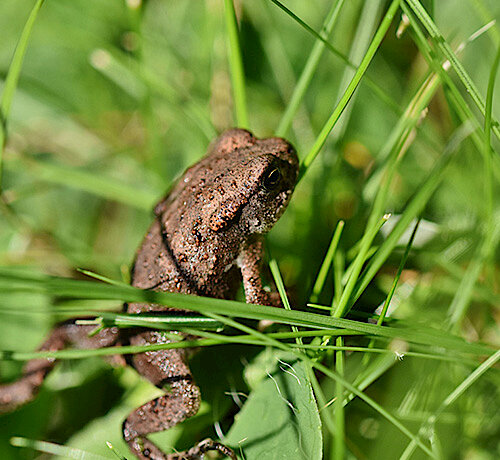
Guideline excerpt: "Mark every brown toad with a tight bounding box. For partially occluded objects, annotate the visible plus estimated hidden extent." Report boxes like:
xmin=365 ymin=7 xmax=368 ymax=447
xmin=0 ymin=128 xmax=299 ymax=459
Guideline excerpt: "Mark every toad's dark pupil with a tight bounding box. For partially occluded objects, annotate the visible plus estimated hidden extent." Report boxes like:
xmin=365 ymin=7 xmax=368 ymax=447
xmin=264 ymin=168 xmax=281 ymax=189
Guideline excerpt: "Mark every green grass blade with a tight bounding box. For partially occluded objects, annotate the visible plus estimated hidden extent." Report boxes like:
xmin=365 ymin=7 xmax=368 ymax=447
xmin=378 ymin=219 xmax=420 ymax=326
xmin=362 ymin=220 xmax=420 ymax=366
xmin=313 ymin=359 xmax=435 ymax=458
xmin=275 ymin=0 xmax=346 ymax=137
xmin=334 ymin=214 xmax=389 ymax=318
xmin=364 ymin=70 xmax=440 ymax=203
xmin=92 ymin=47 xmax=215 ymax=140
xmin=0 ymin=329 xmax=482 ymax=365
xmin=467 ymin=0 xmax=500 ymax=46
xmin=401 ymin=3 xmax=500 ymax=182
xmin=105 ymin=442 xmax=127 ymax=460
xmin=0 ymin=0 xmax=46 ymax=193
xmin=0 ymin=268 xmax=493 ymax=355
xmin=447 ymin=222 xmax=500 ymax=330
xmin=483 ymin=43 xmax=500 ymax=253
xmin=310 ymin=220 xmax=344 ymax=303
xmin=224 ymin=0 xmax=248 ymax=128
xmin=245 ymin=1 xmax=314 ymax=142
xmin=328 ymin=0 xmax=384 ymax=142
xmin=300 ymin=0 xmax=400 ymax=179
xmin=89 ymin=48 xmax=147 ymax=100
xmin=348 ymin=353 xmax=397 ymax=404
xmin=269 ymin=259 xmax=303 ymax=347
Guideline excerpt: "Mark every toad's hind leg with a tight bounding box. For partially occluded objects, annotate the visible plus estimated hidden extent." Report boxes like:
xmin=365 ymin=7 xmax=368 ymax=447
xmin=0 ymin=322 xmax=120 ymax=412
xmin=123 ymin=380 xmax=234 ymax=460
xmin=124 ymin=332 xmax=236 ymax=459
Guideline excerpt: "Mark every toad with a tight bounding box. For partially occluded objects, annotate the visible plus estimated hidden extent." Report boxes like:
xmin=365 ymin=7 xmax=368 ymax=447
xmin=0 ymin=128 xmax=299 ymax=459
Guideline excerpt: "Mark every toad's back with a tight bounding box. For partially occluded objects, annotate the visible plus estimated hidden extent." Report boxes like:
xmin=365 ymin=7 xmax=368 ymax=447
xmin=129 ymin=128 xmax=299 ymax=311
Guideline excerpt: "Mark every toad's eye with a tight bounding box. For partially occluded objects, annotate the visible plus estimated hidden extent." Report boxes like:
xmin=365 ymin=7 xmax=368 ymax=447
xmin=263 ymin=167 xmax=282 ymax=190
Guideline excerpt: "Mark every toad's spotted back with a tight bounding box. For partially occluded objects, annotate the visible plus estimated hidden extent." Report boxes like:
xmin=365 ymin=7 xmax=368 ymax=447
xmin=131 ymin=128 xmax=298 ymax=302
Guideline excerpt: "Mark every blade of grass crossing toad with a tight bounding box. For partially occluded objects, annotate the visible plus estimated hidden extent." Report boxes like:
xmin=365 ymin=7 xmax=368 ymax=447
xmin=299 ymin=0 xmax=401 ymax=179
xmin=0 ymin=268 xmax=493 ymax=355
xmin=224 ymin=0 xmax=248 ymax=129
xmin=275 ymin=0 xmax=347 ymax=137
xmin=0 ymin=336 xmax=479 ymax=364
xmin=310 ymin=220 xmax=344 ymax=303
xmin=0 ymin=0 xmax=45 ymax=193
xmin=77 ymin=268 xmax=131 ymax=287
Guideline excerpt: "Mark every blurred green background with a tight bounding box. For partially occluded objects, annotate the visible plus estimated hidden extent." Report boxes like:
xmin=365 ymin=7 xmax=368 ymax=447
xmin=0 ymin=0 xmax=499 ymax=459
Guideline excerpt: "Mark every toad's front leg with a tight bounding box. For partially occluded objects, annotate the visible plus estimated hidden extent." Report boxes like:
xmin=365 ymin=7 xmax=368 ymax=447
xmin=237 ymin=235 xmax=281 ymax=307
xmin=123 ymin=331 xmax=236 ymax=459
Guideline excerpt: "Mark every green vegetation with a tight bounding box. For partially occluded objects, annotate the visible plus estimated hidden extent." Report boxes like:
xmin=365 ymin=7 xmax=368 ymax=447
xmin=0 ymin=1 xmax=499 ymax=459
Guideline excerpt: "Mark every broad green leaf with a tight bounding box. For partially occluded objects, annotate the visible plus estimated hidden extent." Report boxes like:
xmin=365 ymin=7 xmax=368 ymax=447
xmin=224 ymin=352 xmax=322 ymax=460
